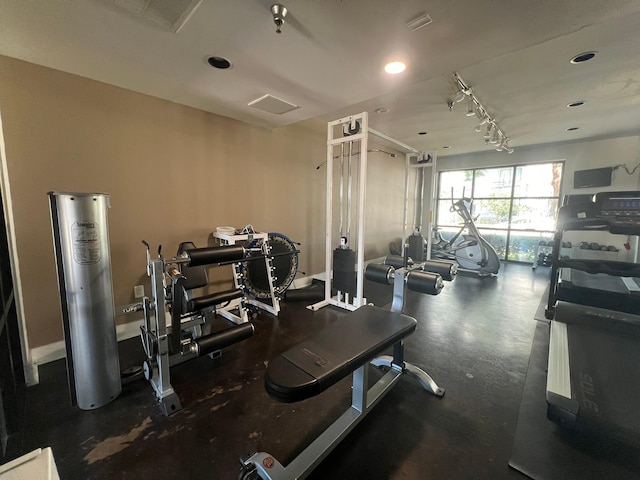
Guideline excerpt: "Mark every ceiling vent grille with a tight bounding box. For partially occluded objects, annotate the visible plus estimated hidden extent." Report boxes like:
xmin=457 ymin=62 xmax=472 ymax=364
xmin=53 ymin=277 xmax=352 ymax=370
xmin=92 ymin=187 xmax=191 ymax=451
xmin=97 ymin=0 xmax=203 ymax=33
xmin=248 ymin=94 xmax=299 ymax=115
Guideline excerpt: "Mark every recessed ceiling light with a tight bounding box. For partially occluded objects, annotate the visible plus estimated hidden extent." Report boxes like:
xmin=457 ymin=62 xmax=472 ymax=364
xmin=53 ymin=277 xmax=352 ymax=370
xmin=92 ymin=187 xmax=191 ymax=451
xmin=375 ymin=108 xmax=390 ymax=114
xmin=207 ymin=56 xmax=232 ymax=69
xmin=566 ymin=127 xmax=580 ymax=131
xmin=418 ymin=131 xmax=428 ymax=135
xmin=442 ymin=145 xmax=451 ymax=149
xmin=567 ymin=101 xmax=585 ymax=108
xmin=384 ymin=61 xmax=406 ymax=74
xmin=570 ymin=52 xmax=596 ymax=64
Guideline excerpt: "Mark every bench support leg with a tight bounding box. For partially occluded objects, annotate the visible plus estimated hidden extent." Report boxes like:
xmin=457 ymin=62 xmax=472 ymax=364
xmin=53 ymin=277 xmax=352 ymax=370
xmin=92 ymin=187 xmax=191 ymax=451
xmin=240 ymin=364 xmax=403 ymax=480
xmin=369 ymin=341 xmax=445 ymax=397
xmin=370 ymin=356 xmax=444 ymax=397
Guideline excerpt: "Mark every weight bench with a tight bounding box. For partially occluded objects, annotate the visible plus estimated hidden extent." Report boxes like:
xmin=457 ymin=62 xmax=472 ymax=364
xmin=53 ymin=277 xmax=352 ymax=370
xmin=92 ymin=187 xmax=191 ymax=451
xmin=239 ymin=304 xmax=444 ymax=480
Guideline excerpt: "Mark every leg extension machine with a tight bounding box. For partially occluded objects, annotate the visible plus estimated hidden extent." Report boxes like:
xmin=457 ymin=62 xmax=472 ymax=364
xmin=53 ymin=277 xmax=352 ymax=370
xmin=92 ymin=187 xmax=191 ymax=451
xmin=140 ymin=241 xmax=254 ymax=415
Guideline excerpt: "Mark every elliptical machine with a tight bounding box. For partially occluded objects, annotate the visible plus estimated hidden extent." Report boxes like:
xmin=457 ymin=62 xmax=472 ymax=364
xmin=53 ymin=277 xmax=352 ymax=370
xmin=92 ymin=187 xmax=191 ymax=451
xmin=431 ymin=191 xmax=500 ymax=276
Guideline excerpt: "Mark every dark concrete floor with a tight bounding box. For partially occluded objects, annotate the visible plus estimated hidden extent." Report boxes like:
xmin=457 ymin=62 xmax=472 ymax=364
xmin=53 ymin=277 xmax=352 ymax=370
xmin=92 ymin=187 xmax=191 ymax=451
xmin=9 ymin=262 xmax=551 ymax=479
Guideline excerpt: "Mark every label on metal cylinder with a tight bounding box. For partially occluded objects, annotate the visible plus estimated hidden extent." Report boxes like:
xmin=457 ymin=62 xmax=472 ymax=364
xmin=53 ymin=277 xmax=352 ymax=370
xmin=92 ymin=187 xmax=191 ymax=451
xmin=71 ymin=220 xmax=101 ymax=264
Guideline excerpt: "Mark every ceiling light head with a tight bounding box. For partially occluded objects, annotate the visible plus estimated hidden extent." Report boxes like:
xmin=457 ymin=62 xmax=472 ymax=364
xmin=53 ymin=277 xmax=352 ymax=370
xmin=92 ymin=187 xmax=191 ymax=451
xmin=489 ymin=128 xmax=499 ymax=144
xmin=465 ymin=98 xmax=476 ymax=116
xmin=570 ymin=51 xmax=596 ymax=64
xmin=442 ymin=145 xmax=451 ymax=149
xmin=566 ymin=127 xmax=580 ymax=131
xmin=483 ymin=123 xmax=493 ymax=140
xmin=453 ymin=90 xmax=466 ymax=103
xmin=474 ymin=124 xmax=482 ymax=133
xmin=271 ymin=4 xmax=288 ymax=34
xmin=418 ymin=131 xmax=428 ymax=135
xmin=374 ymin=107 xmax=390 ymax=114
xmin=567 ymin=101 xmax=585 ymax=108
xmin=384 ymin=61 xmax=406 ymax=74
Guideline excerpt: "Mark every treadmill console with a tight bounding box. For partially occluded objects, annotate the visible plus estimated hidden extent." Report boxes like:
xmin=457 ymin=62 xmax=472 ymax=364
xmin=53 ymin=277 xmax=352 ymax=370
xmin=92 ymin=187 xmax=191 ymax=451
xmin=595 ymin=191 xmax=640 ymax=235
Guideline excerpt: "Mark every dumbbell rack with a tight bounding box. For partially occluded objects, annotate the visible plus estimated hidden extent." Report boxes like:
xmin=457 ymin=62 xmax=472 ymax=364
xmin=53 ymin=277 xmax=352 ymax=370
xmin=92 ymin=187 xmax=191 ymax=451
xmin=213 ymin=231 xmax=281 ymax=317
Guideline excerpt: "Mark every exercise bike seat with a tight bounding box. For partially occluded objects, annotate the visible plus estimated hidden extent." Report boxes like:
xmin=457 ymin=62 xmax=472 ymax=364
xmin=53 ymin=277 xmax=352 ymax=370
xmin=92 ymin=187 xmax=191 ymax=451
xmin=265 ymin=305 xmax=417 ymax=403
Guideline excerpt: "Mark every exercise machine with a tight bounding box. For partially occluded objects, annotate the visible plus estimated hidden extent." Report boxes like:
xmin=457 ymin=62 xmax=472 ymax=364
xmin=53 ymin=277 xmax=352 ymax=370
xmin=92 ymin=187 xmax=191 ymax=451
xmin=140 ymin=241 xmax=255 ymax=415
xmin=212 ymin=226 xmax=299 ymax=318
xmin=309 ymin=111 xmax=428 ymax=312
xmin=431 ymin=192 xmax=500 ymax=276
xmin=403 ymin=152 xmax=437 ymax=263
xmin=545 ymin=191 xmax=640 ymax=443
xmin=239 ymin=255 xmax=446 ymax=479
xmin=545 ymin=191 xmax=640 ymax=318
xmin=48 ymin=192 xmax=121 ymax=410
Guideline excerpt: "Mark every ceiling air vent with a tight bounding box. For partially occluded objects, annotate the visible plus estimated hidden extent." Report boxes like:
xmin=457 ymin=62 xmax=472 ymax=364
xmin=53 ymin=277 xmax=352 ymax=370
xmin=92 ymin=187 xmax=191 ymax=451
xmin=248 ymin=94 xmax=299 ymax=115
xmin=97 ymin=0 xmax=203 ymax=33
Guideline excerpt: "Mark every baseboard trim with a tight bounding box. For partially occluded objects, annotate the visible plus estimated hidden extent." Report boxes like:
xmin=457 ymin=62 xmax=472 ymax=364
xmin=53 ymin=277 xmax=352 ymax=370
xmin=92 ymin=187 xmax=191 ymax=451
xmin=28 ymin=318 xmax=144 ymax=383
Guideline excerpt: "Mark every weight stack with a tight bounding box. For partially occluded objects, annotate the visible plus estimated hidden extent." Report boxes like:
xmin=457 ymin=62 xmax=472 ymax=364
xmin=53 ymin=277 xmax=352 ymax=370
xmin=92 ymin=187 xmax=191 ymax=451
xmin=406 ymin=233 xmax=426 ymax=263
xmin=332 ymin=248 xmax=356 ymax=296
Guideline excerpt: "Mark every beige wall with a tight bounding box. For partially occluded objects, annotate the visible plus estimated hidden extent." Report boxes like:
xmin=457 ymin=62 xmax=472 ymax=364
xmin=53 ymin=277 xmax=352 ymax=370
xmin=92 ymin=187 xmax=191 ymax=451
xmin=0 ymin=56 xmax=409 ymax=355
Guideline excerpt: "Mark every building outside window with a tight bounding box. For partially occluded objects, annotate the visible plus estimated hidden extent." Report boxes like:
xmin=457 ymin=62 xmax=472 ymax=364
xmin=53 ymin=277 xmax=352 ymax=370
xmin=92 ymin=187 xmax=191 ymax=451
xmin=435 ymin=162 xmax=563 ymax=263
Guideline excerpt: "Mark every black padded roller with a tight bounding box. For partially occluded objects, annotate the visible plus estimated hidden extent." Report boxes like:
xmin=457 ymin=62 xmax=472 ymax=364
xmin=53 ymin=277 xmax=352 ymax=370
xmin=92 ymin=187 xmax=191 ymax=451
xmin=384 ymin=255 xmax=413 ymax=268
xmin=193 ymin=323 xmax=254 ymax=356
xmin=406 ymin=271 xmax=443 ymax=295
xmin=187 ymin=288 xmax=244 ymax=312
xmin=185 ymin=245 xmax=245 ymax=266
xmin=364 ymin=263 xmax=395 ymax=285
xmin=422 ymin=259 xmax=457 ymax=281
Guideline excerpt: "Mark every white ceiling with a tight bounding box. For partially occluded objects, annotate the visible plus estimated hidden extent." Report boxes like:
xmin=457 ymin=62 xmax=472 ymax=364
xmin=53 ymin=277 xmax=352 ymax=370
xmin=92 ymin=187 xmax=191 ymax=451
xmin=0 ymin=0 xmax=639 ymax=156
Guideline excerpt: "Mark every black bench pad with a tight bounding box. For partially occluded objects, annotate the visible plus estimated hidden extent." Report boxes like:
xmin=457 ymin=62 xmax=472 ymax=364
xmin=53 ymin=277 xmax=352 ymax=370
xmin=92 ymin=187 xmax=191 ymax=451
xmin=265 ymin=305 xmax=417 ymax=403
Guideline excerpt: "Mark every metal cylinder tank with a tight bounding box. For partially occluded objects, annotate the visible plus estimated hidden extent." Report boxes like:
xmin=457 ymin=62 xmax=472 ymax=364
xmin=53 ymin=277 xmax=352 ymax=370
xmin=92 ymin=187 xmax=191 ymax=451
xmin=48 ymin=192 xmax=121 ymax=410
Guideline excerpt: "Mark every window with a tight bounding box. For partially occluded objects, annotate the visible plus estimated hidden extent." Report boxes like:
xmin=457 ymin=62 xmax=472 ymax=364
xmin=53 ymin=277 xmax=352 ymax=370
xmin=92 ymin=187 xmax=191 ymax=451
xmin=435 ymin=162 xmax=563 ymax=263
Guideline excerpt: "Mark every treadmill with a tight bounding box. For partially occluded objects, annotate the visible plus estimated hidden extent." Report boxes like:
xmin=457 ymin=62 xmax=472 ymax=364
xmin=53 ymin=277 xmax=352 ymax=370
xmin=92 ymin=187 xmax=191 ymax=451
xmin=556 ymin=269 xmax=640 ymax=316
xmin=545 ymin=191 xmax=640 ymax=443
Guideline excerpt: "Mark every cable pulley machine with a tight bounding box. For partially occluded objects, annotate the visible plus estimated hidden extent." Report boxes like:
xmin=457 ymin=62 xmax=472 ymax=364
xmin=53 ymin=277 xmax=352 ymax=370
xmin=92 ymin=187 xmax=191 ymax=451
xmin=308 ymin=111 xmax=429 ymax=312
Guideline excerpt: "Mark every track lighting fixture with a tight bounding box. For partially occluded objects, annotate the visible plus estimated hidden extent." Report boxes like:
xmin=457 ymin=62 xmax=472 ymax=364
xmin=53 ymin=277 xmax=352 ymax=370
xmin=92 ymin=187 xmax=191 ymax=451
xmin=449 ymin=72 xmax=513 ymax=154
xmin=475 ymin=108 xmax=488 ymax=125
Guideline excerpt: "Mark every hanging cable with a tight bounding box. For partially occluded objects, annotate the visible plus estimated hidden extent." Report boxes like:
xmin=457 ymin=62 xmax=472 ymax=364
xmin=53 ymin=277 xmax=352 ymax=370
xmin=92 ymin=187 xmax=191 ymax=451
xmin=613 ymin=163 xmax=640 ymax=175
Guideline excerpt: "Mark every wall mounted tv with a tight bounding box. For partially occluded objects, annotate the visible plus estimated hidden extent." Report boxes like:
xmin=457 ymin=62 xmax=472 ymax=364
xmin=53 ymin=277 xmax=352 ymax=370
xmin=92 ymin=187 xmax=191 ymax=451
xmin=573 ymin=167 xmax=612 ymax=189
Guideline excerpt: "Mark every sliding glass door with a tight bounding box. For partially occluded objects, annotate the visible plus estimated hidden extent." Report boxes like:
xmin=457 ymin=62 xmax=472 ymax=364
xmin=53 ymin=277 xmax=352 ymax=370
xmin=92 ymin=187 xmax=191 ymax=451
xmin=436 ymin=162 xmax=563 ymax=263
